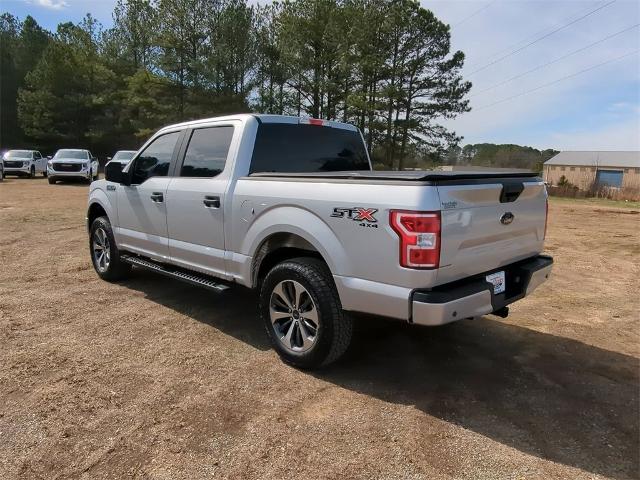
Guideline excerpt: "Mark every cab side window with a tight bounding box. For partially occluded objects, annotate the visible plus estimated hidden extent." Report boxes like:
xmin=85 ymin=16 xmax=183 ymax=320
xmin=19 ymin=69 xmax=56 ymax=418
xmin=180 ymin=126 xmax=234 ymax=177
xmin=131 ymin=131 xmax=181 ymax=184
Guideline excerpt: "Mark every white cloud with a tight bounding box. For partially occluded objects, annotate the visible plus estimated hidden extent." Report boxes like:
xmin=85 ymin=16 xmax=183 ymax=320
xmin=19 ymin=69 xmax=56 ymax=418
xmin=32 ymin=0 xmax=69 ymax=10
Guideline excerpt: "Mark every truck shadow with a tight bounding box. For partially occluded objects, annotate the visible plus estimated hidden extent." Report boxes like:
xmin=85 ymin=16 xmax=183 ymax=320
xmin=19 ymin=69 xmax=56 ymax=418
xmin=122 ymin=271 xmax=639 ymax=480
xmin=323 ymin=314 xmax=640 ymax=480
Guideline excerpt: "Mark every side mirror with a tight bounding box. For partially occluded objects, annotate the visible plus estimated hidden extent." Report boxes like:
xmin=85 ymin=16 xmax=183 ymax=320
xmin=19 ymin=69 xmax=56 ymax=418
xmin=106 ymin=157 xmax=112 ymax=161
xmin=105 ymin=161 xmax=126 ymax=184
xmin=47 ymin=156 xmax=52 ymax=160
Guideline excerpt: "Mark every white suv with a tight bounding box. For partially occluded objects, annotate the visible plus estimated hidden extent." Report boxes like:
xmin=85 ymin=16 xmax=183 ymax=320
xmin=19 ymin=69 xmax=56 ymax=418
xmin=48 ymin=149 xmax=99 ymax=184
xmin=2 ymin=150 xmax=47 ymax=178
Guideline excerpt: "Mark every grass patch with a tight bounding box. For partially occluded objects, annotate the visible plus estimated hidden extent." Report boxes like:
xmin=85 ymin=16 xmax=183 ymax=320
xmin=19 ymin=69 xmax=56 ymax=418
xmin=549 ymin=196 xmax=640 ymax=210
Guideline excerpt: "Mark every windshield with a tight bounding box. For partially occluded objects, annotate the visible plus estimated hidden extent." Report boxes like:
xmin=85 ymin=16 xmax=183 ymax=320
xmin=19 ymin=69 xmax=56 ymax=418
xmin=113 ymin=151 xmax=136 ymax=161
xmin=54 ymin=150 xmax=88 ymax=159
xmin=5 ymin=150 xmax=31 ymax=159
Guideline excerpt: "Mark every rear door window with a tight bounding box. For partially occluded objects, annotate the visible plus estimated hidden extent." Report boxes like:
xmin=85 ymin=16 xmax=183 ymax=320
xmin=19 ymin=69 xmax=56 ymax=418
xmin=249 ymin=123 xmax=369 ymax=173
xmin=180 ymin=126 xmax=234 ymax=177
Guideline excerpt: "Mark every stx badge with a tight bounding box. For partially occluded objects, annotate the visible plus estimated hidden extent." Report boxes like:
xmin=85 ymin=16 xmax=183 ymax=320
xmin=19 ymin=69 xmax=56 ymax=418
xmin=331 ymin=207 xmax=378 ymax=225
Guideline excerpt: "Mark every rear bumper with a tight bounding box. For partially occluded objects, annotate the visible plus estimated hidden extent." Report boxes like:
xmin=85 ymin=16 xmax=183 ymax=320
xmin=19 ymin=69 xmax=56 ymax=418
xmin=411 ymin=255 xmax=553 ymax=326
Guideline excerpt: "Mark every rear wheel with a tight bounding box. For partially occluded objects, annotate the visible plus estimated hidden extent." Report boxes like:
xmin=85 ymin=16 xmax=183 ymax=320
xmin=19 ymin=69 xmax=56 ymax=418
xmin=90 ymin=216 xmax=131 ymax=281
xmin=48 ymin=177 xmax=56 ymax=184
xmin=259 ymin=257 xmax=352 ymax=369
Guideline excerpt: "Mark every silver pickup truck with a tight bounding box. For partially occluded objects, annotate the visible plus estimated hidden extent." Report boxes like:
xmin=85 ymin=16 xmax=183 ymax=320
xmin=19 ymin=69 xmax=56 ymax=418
xmin=87 ymin=114 xmax=553 ymax=368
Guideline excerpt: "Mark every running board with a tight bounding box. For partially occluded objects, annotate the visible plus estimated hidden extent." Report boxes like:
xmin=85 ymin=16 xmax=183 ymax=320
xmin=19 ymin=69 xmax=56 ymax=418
xmin=121 ymin=254 xmax=230 ymax=293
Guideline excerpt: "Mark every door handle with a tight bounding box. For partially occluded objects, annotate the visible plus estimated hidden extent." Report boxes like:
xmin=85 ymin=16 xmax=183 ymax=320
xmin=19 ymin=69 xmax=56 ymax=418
xmin=150 ymin=192 xmax=164 ymax=203
xmin=203 ymin=195 xmax=220 ymax=208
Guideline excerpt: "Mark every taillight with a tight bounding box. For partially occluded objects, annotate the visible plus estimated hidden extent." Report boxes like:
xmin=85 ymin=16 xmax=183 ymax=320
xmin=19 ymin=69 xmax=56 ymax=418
xmin=544 ymin=197 xmax=549 ymax=240
xmin=390 ymin=210 xmax=441 ymax=269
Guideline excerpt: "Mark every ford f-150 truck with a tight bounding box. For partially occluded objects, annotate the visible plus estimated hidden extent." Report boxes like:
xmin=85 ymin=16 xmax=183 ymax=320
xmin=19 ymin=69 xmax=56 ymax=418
xmin=87 ymin=114 xmax=553 ymax=368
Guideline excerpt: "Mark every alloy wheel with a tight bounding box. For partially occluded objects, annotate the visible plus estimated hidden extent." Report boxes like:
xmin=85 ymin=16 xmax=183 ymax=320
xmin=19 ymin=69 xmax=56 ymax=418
xmin=269 ymin=280 xmax=319 ymax=353
xmin=92 ymin=227 xmax=111 ymax=273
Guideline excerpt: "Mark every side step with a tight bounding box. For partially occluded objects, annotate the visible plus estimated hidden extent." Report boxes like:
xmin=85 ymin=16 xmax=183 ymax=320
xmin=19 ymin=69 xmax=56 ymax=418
xmin=121 ymin=254 xmax=230 ymax=293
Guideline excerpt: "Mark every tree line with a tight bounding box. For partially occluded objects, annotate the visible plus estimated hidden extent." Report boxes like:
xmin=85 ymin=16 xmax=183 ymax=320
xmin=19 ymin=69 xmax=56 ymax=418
xmin=1 ymin=0 xmax=473 ymax=168
xmin=445 ymin=144 xmax=559 ymax=172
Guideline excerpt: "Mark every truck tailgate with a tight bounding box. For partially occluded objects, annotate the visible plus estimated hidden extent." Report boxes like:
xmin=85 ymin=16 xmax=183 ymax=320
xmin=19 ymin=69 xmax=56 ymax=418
xmin=436 ymin=179 xmax=547 ymax=285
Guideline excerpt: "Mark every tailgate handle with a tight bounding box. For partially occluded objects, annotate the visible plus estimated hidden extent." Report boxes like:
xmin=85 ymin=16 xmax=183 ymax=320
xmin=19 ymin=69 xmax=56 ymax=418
xmin=500 ymin=183 xmax=524 ymax=203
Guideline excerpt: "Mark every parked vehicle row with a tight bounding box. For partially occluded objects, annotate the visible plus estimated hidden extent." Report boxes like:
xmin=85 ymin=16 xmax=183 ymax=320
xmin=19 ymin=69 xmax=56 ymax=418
xmin=1 ymin=149 xmax=138 ymax=184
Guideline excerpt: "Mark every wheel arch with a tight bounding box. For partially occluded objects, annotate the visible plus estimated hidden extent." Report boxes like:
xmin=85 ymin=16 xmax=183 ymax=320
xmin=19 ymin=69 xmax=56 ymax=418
xmin=242 ymin=206 xmax=350 ymax=289
xmin=87 ymin=191 xmax=114 ymax=232
xmin=251 ymin=232 xmax=326 ymax=289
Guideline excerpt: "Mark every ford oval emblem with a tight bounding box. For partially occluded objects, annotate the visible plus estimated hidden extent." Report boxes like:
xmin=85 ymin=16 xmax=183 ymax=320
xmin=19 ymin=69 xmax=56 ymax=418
xmin=500 ymin=212 xmax=515 ymax=225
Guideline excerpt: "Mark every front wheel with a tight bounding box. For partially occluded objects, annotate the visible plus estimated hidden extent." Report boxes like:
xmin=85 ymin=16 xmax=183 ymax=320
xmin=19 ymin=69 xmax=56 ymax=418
xmin=259 ymin=258 xmax=352 ymax=369
xmin=30 ymin=166 xmax=35 ymax=178
xmin=89 ymin=216 xmax=131 ymax=281
xmin=48 ymin=177 xmax=56 ymax=184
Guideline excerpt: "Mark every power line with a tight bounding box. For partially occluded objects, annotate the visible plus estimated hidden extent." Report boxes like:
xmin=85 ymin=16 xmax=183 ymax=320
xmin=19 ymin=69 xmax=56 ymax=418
xmin=471 ymin=23 xmax=640 ymax=97
xmin=452 ymin=0 xmax=496 ymax=28
xmin=472 ymin=49 xmax=638 ymax=111
xmin=466 ymin=0 xmax=617 ymax=77
xmin=465 ymin=1 xmax=610 ymax=70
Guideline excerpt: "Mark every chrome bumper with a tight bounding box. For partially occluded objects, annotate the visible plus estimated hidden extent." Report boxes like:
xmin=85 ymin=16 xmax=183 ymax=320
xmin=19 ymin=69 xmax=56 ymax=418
xmin=411 ymin=255 xmax=553 ymax=326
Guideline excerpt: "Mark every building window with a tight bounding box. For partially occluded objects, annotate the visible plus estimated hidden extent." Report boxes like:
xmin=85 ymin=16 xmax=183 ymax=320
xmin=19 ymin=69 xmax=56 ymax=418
xmin=570 ymin=167 xmax=575 ymax=171
xmin=591 ymin=167 xmax=596 ymax=172
xmin=560 ymin=166 xmax=565 ymax=171
xmin=624 ymin=168 xmax=629 ymax=173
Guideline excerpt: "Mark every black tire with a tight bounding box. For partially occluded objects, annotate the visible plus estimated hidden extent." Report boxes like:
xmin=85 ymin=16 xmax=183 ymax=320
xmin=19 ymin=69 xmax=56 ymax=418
xmin=43 ymin=170 xmax=47 ymax=178
xmin=30 ymin=166 xmax=35 ymax=178
xmin=48 ymin=177 xmax=56 ymax=184
xmin=89 ymin=216 xmax=131 ymax=281
xmin=259 ymin=257 xmax=352 ymax=369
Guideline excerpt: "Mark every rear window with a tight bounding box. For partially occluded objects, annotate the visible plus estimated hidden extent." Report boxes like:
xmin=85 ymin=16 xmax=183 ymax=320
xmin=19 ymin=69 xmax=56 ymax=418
xmin=249 ymin=123 xmax=370 ymax=174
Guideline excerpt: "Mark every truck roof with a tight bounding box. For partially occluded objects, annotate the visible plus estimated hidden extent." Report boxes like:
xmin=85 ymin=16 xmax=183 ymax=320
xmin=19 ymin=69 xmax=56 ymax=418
xmin=157 ymin=114 xmax=359 ymax=133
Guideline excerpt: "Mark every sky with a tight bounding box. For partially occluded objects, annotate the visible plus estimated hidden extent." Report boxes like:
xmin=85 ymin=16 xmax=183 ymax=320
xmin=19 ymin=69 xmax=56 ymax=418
xmin=3 ymin=0 xmax=640 ymax=151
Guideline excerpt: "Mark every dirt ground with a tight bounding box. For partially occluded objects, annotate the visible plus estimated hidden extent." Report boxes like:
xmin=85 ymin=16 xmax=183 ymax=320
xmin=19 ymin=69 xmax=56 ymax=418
xmin=0 ymin=177 xmax=638 ymax=480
